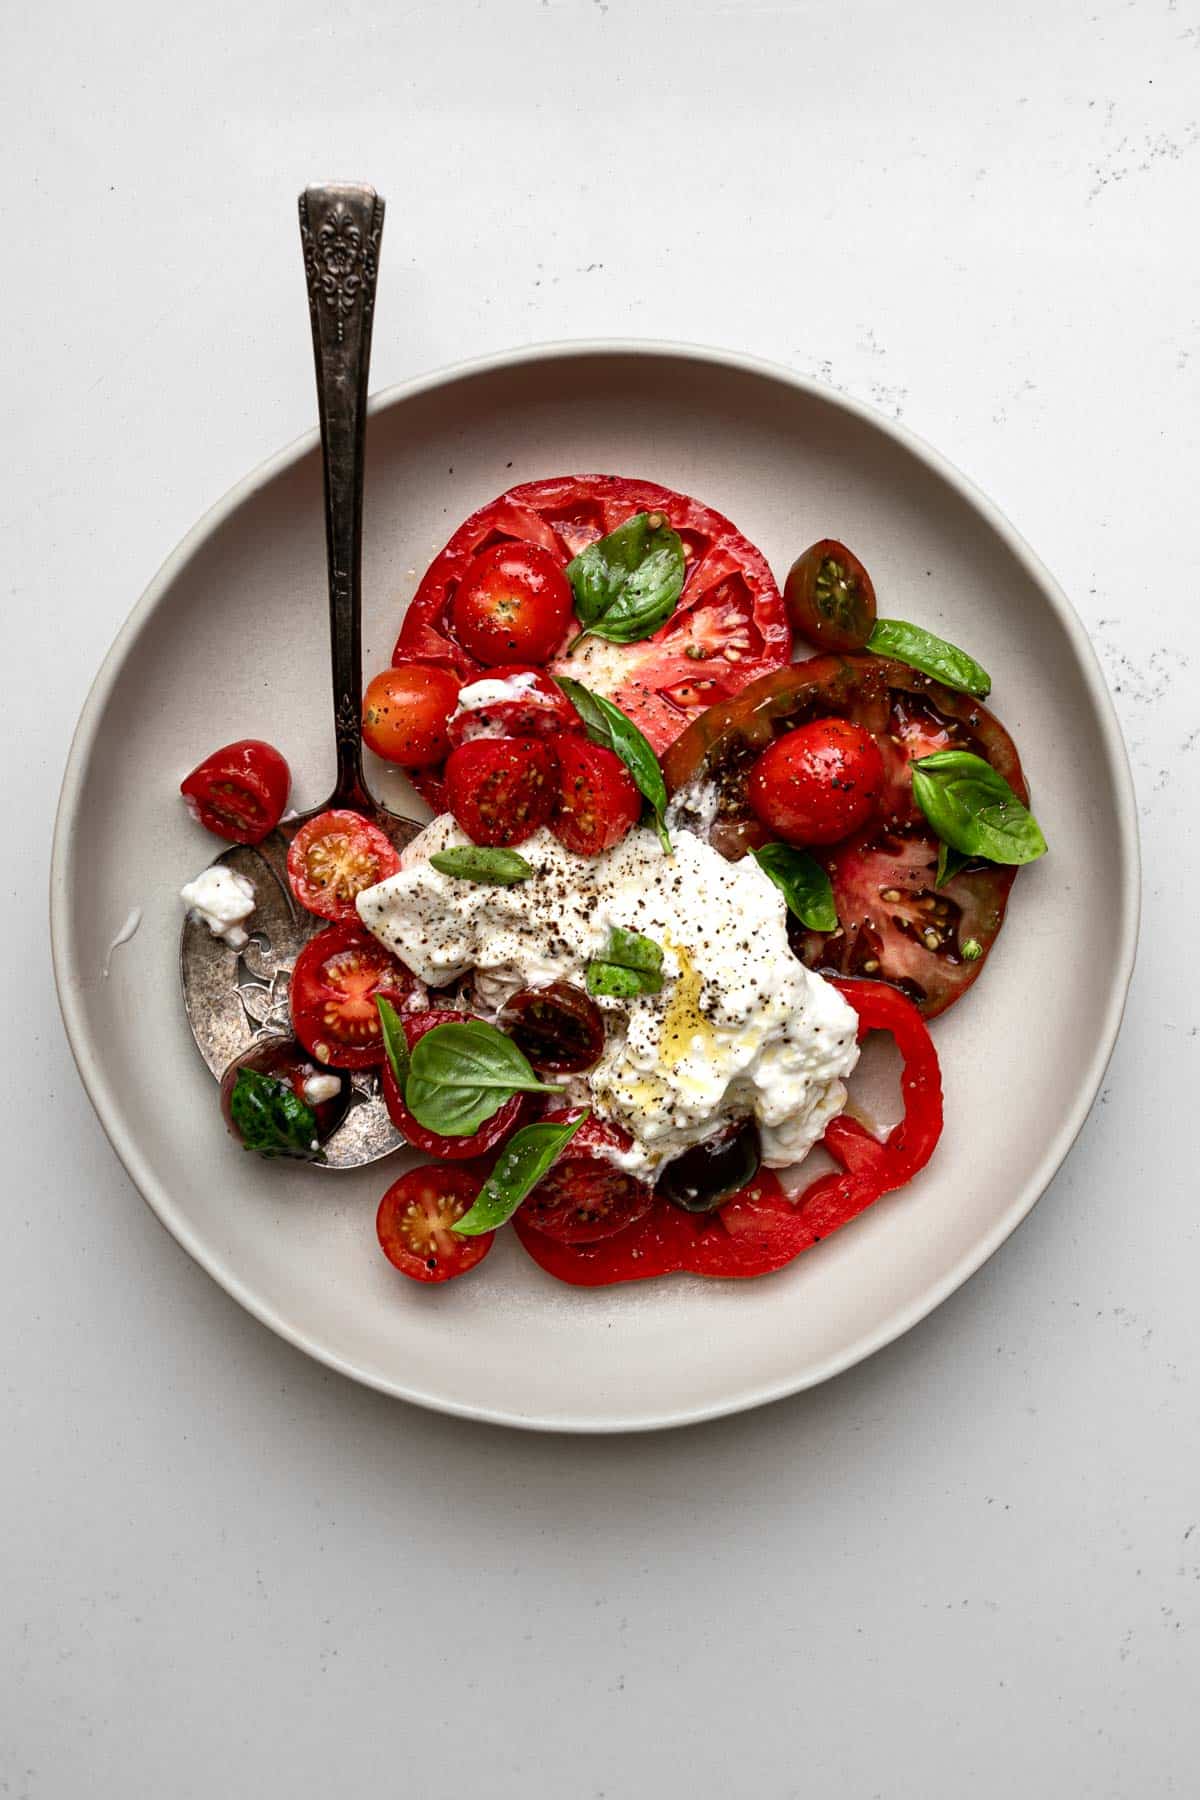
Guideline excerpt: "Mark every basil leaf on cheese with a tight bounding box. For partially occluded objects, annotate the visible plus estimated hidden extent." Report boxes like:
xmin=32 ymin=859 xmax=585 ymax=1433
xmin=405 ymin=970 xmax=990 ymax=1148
xmin=585 ymin=927 xmax=665 ymax=999
xmin=429 ymin=846 xmax=534 ymax=885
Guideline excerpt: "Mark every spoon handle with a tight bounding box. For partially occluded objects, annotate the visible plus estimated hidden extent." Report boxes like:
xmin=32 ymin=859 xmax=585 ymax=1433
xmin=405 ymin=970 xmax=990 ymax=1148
xmin=298 ymin=183 xmax=385 ymax=811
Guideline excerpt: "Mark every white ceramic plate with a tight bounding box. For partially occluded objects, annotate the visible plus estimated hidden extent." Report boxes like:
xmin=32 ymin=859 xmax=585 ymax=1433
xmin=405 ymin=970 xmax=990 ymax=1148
xmin=51 ymin=343 xmax=1138 ymax=1432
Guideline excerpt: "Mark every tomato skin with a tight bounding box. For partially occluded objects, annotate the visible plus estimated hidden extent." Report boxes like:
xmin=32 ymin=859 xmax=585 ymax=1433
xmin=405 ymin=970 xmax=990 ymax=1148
xmin=377 ymin=1165 xmax=495 ymax=1283
xmin=499 ymin=982 xmax=606 ymax=1074
xmin=518 ymin=1112 xmax=655 ymax=1245
xmin=381 ymin=1009 xmax=531 ymax=1159
xmin=289 ymin=923 xmax=418 ymax=1069
xmin=444 ymin=738 xmax=557 ymax=847
xmin=450 ymin=542 xmax=574 ymax=666
xmin=784 ymin=539 xmax=877 ymax=652
xmin=286 ymin=810 xmax=401 ymax=924
xmin=393 ymin=475 xmax=790 ymax=775
xmin=514 ymin=980 xmax=942 ymax=1286
xmin=747 ymin=717 xmax=884 ymax=846
xmin=550 ymin=736 xmax=642 ymax=856
xmin=445 ymin=665 xmax=583 ymax=748
xmin=362 ymin=664 xmax=460 ymax=767
xmin=663 ymin=652 xmax=1029 ymax=1016
xmin=180 ymin=739 xmax=290 ymax=845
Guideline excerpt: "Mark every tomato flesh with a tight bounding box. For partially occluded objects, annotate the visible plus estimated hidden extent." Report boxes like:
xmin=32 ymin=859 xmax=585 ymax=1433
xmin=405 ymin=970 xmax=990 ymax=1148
xmin=381 ymin=1009 xmax=530 ymax=1158
xmin=450 ymin=542 xmax=574 ymax=665
xmin=444 ymin=738 xmax=557 ymax=847
xmin=362 ymin=664 xmax=460 ymax=768
xmin=377 ymin=1165 xmax=494 ymax=1282
xmin=518 ymin=1113 xmax=655 ymax=1244
xmin=550 ymin=736 xmax=642 ymax=856
xmin=747 ymin=717 xmax=884 ymax=846
xmin=180 ymin=739 xmax=291 ymax=845
xmin=286 ymin=810 xmax=401 ymax=924
xmin=289 ymin=923 xmax=418 ymax=1069
xmin=662 ymin=651 xmax=1029 ymax=1017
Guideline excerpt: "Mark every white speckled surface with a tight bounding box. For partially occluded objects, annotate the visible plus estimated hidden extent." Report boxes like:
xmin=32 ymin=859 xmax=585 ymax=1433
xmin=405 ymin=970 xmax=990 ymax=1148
xmin=5 ymin=1 xmax=1197 ymax=1794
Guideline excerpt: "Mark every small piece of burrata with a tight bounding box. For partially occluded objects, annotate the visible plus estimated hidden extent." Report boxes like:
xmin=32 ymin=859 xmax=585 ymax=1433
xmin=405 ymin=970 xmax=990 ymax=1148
xmin=356 ymin=817 xmax=859 ymax=1179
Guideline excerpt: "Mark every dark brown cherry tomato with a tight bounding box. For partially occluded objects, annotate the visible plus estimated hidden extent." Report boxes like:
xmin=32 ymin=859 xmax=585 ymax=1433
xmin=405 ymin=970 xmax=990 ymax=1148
xmin=449 ymin=542 xmax=574 ymax=666
xmin=445 ymin=665 xmax=583 ymax=748
xmin=657 ymin=1119 xmax=762 ymax=1213
xmin=219 ymin=1035 xmax=351 ymax=1147
xmin=377 ymin=1165 xmax=495 ymax=1282
xmin=381 ymin=1009 xmax=531 ymax=1158
xmin=550 ymin=736 xmax=642 ymax=856
xmin=661 ymin=651 xmax=1029 ymax=1017
xmin=289 ymin=923 xmax=418 ymax=1069
xmin=499 ymin=981 xmax=606 ymax=1074
xmin=747 ymin=716 xmax=884 ymax=846
xmin=519 ymin=1112 xmax=655 ymax=1245
xmin=180 ymin=739 xmax=291 ymax=845
xmin=444 ymin=737 xmax=557 ymax=847
xmin=784 ymin=539 xmax=877 ymax=652
xmin=286 ymin=810 xmax=401 ymax=924
xmin=362 ymin=663 xmax=460 ymax=767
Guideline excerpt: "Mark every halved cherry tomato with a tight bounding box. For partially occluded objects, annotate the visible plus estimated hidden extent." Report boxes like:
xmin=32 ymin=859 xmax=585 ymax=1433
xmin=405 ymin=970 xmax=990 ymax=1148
xmin=518 ymin=1112 xmax=655 ymax=1245
xmin=444 ymin=738 xmax=557 ymax=847
xmin=550 ymin=736 xmax=642 ymax=856
xmin=514 ymin=979 xmax=942 ymax=1285
xmin=499 ymin=981 xmax=606 ymax=1074
xmin=381 ymin=1009 xmax=531 ymax=1159
xmin=747 ymin=716 xmax=884 ymax=846
xmin=362 ymin=663 xmax=460 ymax=767
xmin=286 ymin=810 xmax=401 ymax=923
xmin=289 ymin=923 xmax=418 ymax=1068
xmin=219 ymin=1035 xmax=351 ymax=1147
xmin=377 ymin=1165 xmax=495 ymax=1282
xmin=445 ymin=665 xmax=583 ymax=748
xmin=180 ymin=739 xmax=290 ymax=845
xmin=663 ymin=652 xmax=1029 ymax=1016
xmin=784 ymin=539 xmax=877 ymax=652
xmin=393 ymin=475 xmax=790 ymax=765
xmin=450 ymin=542 xmax=574 ymax=666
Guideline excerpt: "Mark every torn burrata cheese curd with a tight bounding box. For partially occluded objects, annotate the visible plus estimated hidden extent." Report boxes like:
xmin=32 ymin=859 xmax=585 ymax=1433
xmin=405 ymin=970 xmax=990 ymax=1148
xmin=181 ymin=864 xmax=256 ymax=950
xmin=356 ymin=815 xmax=860 ymax=1180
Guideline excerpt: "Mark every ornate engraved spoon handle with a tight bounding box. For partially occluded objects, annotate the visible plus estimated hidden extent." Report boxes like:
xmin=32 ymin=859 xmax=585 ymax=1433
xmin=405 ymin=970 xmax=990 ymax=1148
xmin=298 ymin=183 xmax=384 ymax=811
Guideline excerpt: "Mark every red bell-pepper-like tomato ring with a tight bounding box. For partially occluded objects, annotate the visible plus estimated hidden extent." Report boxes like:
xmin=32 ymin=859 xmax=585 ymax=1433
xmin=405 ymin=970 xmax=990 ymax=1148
xmin=512 ymin=979 xmax=943 ymax=1286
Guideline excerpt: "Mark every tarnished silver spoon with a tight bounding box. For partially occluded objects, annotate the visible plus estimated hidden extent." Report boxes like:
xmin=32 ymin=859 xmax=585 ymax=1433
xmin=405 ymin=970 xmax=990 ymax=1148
xmin=181 ymin=183 xmax=422 ymax=1169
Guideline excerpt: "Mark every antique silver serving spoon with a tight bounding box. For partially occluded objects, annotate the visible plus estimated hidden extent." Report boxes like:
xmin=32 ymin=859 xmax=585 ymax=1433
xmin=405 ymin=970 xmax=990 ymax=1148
xmin=180 ymin=183 xmax=422 ymax=1169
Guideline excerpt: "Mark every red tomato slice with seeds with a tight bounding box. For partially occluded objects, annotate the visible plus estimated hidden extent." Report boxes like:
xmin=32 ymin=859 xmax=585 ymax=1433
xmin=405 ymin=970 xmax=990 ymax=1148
xmin=289 ymin=923 xmax=418 ymax=1069
xmin=518 ymin=1113 xmax=655 ymax=1245
xmin=377 ymin=1165 xmax=494 ymax=1283
xmin=392 ymin=476 xmax=790 ymax=808
xmin=286 ymin=810 xmax=401 ymax=924
xmin=663 ymin=651 xmax=1030 ymax=1017
xmin=550 ymin=736 xmax=642 ymax=856
xmin=443 ymin=738 xmax=557 ymax=847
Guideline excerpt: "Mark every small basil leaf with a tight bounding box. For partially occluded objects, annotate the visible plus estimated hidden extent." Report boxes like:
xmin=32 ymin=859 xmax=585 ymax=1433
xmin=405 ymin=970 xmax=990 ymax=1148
xmin=934 ymin=840 xmax=970 ymax=888
xmin=867 ymin=619 xmax=992 ymax=699
xmin=555 ymin=677 xmax=671 ymax=852
xmin=752 ymin=843 xmax=838 ymax=932
xmin=229 ymin=1067 xmax=321 ymax=1161
xmin=404 ymin=1020 xmax=563 ymax=1137
xmin=376 ymin=995 xmax=411 ymax=1093
xmin=585 ymin=926 xmax=665 ymax=998
xmin=429 ymin=846 xmax=534 ymax=885
xmin=567 ymin=511 xmax=686 ymax=647
xmin=453 ymin=1109 xmax=591 ymax=1236
xmin=912 ymin=751 xmax=1047 ymax=865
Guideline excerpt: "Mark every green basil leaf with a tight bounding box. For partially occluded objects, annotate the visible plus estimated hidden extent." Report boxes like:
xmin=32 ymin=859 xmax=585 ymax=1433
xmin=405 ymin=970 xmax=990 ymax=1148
xmin=229 ymin=1067 xmax=321 ymax=1161
xmin=376 ymin=995 xmax=411 ymax=1093
xmin=934 ymin=840 xmax=970 ymax=888
xmin=453 ymin=1109 xmax=590 ymax=1236
xmin=752 ymin=843 xmax=838 ymax=932
xmin=403 ymin=1020 xmax=563 ymax=1137
xmin=555 ymin=677 xmax=671 ymax=852
xmin=566 ymin=511 xmax=685 ymax=647
xmin=429 ymin=846 xmax=533 ymax=885
xmin=912 ymin=751 xmax=1047 ymax=865
xmin=866 ymin=618 xmax=992 ymax=699
xmin=585 ymin=926 xmax=665 ymax=998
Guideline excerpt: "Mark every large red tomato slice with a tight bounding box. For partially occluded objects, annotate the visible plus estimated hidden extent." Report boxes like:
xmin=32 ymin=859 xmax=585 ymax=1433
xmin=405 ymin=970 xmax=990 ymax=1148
xmin=662 ymin=652 xmax=1030 ymax=1018
xmin=392 ymin=475 xmax=790 ymax=772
